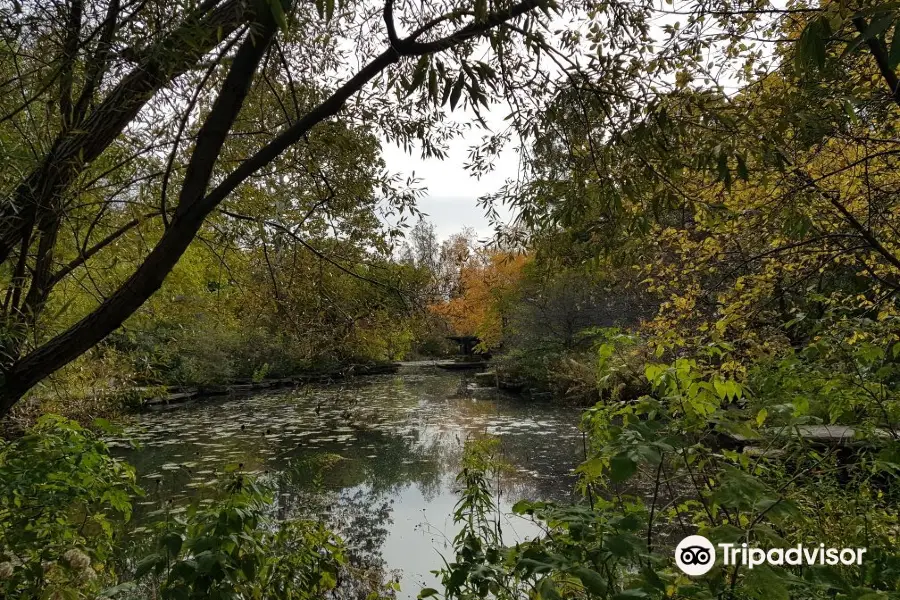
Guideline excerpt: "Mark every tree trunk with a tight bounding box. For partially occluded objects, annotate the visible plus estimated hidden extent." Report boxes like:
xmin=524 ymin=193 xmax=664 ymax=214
xmin=0 ymin=0 xmax=547 ymax=417
xmin=0 ymin=5 xmax=278 ymax=416
xmin=0 ymin=0 xmax=252 ymax=264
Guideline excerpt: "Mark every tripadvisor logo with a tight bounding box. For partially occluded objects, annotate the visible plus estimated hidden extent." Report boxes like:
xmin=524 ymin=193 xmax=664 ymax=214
xmin=675 ymin=535 xmax=867 ymax=576
xmin=675 ymin=535 xmax=716 ymax=576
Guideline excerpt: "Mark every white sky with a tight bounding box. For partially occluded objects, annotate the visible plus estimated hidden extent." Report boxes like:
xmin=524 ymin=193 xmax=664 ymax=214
xmin=382 ymin=138 xmax=517 ymax=242
xmin=372 ymin=10 xmax=588 ymax=245
xmin=381 ymin=132 xmax=518 ymax=242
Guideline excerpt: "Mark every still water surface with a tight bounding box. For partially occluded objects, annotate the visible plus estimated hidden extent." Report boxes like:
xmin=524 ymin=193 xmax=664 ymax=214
xmin=119 ymin=365 xmax=583 ymax=598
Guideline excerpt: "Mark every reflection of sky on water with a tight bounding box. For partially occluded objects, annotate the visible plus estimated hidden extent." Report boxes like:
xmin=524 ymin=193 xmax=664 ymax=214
xmin=376 ymin=479 xmax=554 ymax=595
xmin=116 ymin=366 xmax=583 ymax=598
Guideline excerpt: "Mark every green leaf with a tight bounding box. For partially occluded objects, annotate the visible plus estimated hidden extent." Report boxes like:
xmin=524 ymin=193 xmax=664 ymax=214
xmin=195 ymin=550 xmax=221 ymax=574
xmin=512 ymin=499 xmax=540 ymax=514
xmin=713 ymin=378 xmax=728 ymax=400
xmin=134 ymin=554 xmax=161 ymax=579
xmin=418 ymin=588 xmax=440 ymax=599
xmin=796 ymin=18 xmax=829 ymax=73
xmin=743 ymin=565 xmax=789 ymax=600
xmin=449 ymin=73 xmax=465 ymax=111
xmin=171 ymin=559 xmax=198 ymax=581
xmin=609 ymin=454 xmax=637 ymax=482
xmin=538 ymin=577 xmax=561 ymax=600
xmin=428 ymin=69 xmax=438 ymax=100
xmin=161 ymin=531 xmax=183 ymax=557
xmin=268 ymin=0 xmax=288 ymax=31
xmin=863 ymin=13 xmax=895 ymax=41
xmin=725 ymin=380 xmax=742 ymax=400
xmin=519 ymin=558 xmax=554 ymax=575
xmin=736 ymin=154 xmax=750 ymax=181
xmin=604 ymin=533 xmax=632 ymax=557
xmin=716 ymin=150 xmax=731 ymax=189
xmin=441 ymin=77 xmax=454 ymax=106
xmin=756 ymin=408 xmax=768 ymax=428
xmin=408 ymin=56 xmax=429 ymax=95
xmin=578 ymin=457 xmax=605 ymax=479
xmin=644 ymin=363 xmax=665 ymax=384
xmin=574 ymin=567 xmax=607 ymax=595
xmin=841 ymin=14 xmax=894 ymax=59
xmin=890 ymin=25 xmax=900 ymax=68
xmin=99 ymin=583 xmax=137 ymax=598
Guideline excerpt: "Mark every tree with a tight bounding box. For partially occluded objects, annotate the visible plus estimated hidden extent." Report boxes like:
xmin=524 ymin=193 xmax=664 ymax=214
xmin=491 ymin=0 xmax=900 ymax=359
xmin=430 ymin=247 xmax=527 ymax=350
xmin=426 ymin=5 xmax=900 ymax=596
xmin=409 ymin=218 xmax=439 ymax=273
xmin=508 ymin=269 xmax=651 ymax=351
xmin=0 ymin=0 xmax=584 ymax=416
xmin=435 ymin=228 xmax=477 ymax=300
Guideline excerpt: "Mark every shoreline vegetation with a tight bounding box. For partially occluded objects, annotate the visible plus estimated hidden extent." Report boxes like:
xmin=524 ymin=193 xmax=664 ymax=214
xmin=3 ymin=0 xmax=900 ymax=598
xmin=136 ymin=361 xmax=403 ymax=409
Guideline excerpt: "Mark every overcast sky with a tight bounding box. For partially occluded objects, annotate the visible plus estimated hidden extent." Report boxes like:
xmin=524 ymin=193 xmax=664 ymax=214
xmin=380 ymin=116 xmax=518 ymax=243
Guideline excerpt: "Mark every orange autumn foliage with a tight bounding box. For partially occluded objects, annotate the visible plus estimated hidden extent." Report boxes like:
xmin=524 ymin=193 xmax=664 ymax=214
xmin=429 ymin=250 xmax=529 ymax=351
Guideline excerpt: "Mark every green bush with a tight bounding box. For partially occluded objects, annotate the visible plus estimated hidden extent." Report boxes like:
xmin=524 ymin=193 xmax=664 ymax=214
xmin=115 ymin=474 xmax=347 ymax=600
xmin=434 ymin=329 xmax=900 ymax=599
xmin=492 ymin=328 xmax=651 ymax=404
xmin=748 ymin=311 xmax=900 ymax=427
xmin=0 ymin=415 xmax=140 ymax=599
xmin=0 ymin=418 xmax=362 ymax=600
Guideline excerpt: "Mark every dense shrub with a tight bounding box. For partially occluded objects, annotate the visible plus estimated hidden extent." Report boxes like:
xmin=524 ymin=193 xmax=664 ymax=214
xmin=0 ymin=417 xmax=369 ymax=600
xmin=115 ymin=475 xmax=348 ymax=600
xmin=0 ymin=416 xmax=140 ymax=599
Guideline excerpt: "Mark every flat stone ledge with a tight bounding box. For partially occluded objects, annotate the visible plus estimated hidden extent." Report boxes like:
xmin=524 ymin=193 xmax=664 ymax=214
xmin=727 ymin=424 xmax=894 ymax=446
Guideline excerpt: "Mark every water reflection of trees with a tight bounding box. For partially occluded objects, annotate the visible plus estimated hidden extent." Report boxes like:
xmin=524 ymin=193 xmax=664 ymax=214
xmin=272 ymin=425 xmax=444 ymax=499
xmin=265 ymin=423 xmax=445 ymax=598
xmin=117 ymin=369 xmax=583 ymax=598
xmin=297 ymin=485 xmax=398 ymax=600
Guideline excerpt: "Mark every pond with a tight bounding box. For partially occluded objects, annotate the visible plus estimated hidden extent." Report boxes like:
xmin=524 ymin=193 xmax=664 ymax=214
xmin=117 ymin=365 xmax=584 ymax=598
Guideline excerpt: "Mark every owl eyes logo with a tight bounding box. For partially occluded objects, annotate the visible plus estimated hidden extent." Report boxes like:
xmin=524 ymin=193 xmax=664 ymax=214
xmin=675 ymin=535 xmax=716 ymax=576
xmin=680 ymin=546 xmax=712 ymax=565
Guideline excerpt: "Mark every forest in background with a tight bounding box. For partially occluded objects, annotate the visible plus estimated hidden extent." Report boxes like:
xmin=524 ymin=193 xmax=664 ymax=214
xmin=2 ymin=0 xmax=900 ymax=598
